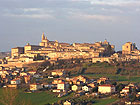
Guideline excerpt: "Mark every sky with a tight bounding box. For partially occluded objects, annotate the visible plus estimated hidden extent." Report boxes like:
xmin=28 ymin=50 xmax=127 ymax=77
xmin=0 ymin=0 xmax=140 ymax=51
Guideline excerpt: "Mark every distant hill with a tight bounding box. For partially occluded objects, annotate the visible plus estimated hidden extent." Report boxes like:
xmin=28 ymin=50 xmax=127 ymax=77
xmin=0 ymin=52 xmax=11 ymax=59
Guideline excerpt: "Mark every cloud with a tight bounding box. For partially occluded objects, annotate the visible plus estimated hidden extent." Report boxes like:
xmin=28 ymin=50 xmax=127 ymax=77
xmin=70 ymin=0 xmax=140 ymax=6
xmin=22 ymin=8 xmax=54 ymax=13
xmin=3 ymin=8 xmax=55 ymax=19
xmin=4 ymin=14 xmax=54 ymax=19
xmin=136 ymin=8 xmax=140 ymax=12
xmin=90 ymin=0 xmax=140 ymax=6
xmin=101 ymin=8 xmax=123 ymax=14
xmin=69 ymin=12 xmax=117 ymax=21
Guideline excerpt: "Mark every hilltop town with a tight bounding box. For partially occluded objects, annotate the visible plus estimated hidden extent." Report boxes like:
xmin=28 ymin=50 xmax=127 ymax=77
xmin=0 ymin=33 xmax=140 ymax=105
xmin=1 ymin=33 xmax=140 ymax=67
xmin=0 ymin=33 xmax=115 ymax=67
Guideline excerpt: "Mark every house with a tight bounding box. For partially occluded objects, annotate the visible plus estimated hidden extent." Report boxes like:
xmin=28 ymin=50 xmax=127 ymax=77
xmin=125 ymin=101 xmax=131 ymax=105
xmin=1 ymin=78 xmax=8 ymax=83
xmin=72 ymin=75 xmax=88 ymax=84
xmin=11 ymin=79 xmax=21 ymax=85
xmin=121 ymin=88 xmax=129 ymax=93
xmin=1 ymin=73 xmax=7 ymax=79
xmin=72 ymin=78 xmax=78 ymax=84
xmin=71 ymin=85 xmax=81 ymax=91
xmin=76 ymin=81 xmax=83 ymax=85
xmin=125 ymin=101 xmax=140 ymax=105
xmin=63 ymin=100 xmax=73 ymax=105
xmin=82 ymin=86 xmax=92 ymax=92
xmin=7 ymin=84 xmax=17 ymax=89
xmin=120 ymin=86 xmax=130 ymax=96
xmin=97 ymin=77 xmax=109 ymax=84
xmin=52 ymin=79 xmax=64 ymax=84
xmin=20 ymin=72 xmax=28 ymax=76
xmin=57 ymin=82 xmax=69 ymax=91
xmin=0 ymin=70 xmax=9 ymax=75
xmin=12 ymin=72 xmax=18 ymax=76
xmin=30 ymin=83 xmax=43 ymax=91
xmin=128 ymin=83 xmax=137 ymax=89
xmin=88 ymin=83 xmax=96 ymax=88
xmin=5 ymin=67 xmax=10 ymax=70
xmin=51 ymin=69 xmax=65 ymax=76
xmin=28 ymin=70 xmax=36 ymax=75
xmin=76 ymin=75 xmax=88 ymax=83
xmin=136 ymin=92 xmax=140 ymax=97
xmin=98 ymin=84 xmax=115 ymax=94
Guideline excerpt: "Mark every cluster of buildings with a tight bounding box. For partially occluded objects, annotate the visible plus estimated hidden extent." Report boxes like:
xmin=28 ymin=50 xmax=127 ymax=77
xmin=1 ymin=65 xmax=140 ymax=104
xmin=92 ymin=42 xmax=140 ymax=63
xmin=29 ymin=73 xmax=116 ymax=97
xmin=0 ymin=33 xmax=115 ymax=67
xmin=0 ymin=33 xmax=139 ymax=68
xmin=0 ymin=66 xmax=116 ymax=95
xmin=0 ymin=65 xmax=38 ymax=89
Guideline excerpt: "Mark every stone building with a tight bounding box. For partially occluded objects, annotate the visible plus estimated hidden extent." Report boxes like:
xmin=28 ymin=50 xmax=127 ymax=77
xmin=98 ymin=84 xmax=115 ymax=94
xmin=39 ymin=33 xmax=59 ymax=48
xmin=24 ymin=43 xmax=42 ymax=54
xmin=122 ymin=42 xmax=137 ymax=55
xmin=11 ymin=47 xmax=24 ymax=58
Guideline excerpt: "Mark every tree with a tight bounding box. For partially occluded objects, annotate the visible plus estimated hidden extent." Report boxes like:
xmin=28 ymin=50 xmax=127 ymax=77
xmin=129 ymin=93 xmax=136 ymax=102
xmin=0 ymin=88 xmax=32 ymax=105
xmin=92 ymin=87 xmax=98 ymax=92
xmin=0 ymin=88 xmax=18 ymax=105
xmin=116 ymin=83 xmax=124 ymax=92
xmin=100 ymin=81 xmax=105 ymax=85
xmin=111 ymin=82 xmax=117 ymax=86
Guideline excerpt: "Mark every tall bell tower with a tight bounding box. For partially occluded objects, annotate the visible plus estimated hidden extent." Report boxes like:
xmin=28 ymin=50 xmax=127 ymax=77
xmin=42 ymin=32 xmax=45 ymax=40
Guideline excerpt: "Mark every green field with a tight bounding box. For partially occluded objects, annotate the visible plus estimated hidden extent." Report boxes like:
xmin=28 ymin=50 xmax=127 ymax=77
xmin=17 ymin=91 xmax=75 ymax=105
xmin=18 ymin=92 xmax=59 ymax=105
xmin=81 ymin=73 xmax=140 ymax=83
xmin=0 ymin=88 xmax=119 ymax=105
xmin=18 ymin=93 xmax=118 ymax=105
xmin=94 ymin=97 xmax=118 ymax=105
xmin=0 ymin=89 xmax=75 ymax=105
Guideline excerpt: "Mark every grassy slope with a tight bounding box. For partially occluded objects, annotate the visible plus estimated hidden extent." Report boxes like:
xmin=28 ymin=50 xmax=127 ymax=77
xmin=81 ymin=62 xmax=140 ymax=83
xmin=0 ymin=89 xmax=74 ymax=105
xmin=0 ymin=88 xmax=118 ymax=105
xmin=82 ymin=74 xmax=140 ymax=83
xmin=18 ymin=92 xmax=75 ymax=105
xmin=94 ymin=97 xmax=118 ymax=105
xmin=18 ymin=92 xmax=58 ymax=105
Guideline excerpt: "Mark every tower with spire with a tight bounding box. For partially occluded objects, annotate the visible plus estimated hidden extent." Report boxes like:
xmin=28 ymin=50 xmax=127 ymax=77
xmin=40 ymin=33 xmax=49 ymax=47
xmin=42 ymin=32 xmax=45 ymax=40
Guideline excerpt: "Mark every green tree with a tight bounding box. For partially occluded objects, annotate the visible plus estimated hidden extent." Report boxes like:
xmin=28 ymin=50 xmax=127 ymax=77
xmin=0 ymin=88 xmax=18 ymax=105
xmin=116 ymin=83 xmax=124 ymax=92
xmin=129 ymin=93 xmax=136 ymax=102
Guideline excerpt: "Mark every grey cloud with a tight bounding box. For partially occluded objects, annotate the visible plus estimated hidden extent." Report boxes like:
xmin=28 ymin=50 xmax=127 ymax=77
xmin=0 ymin=0 xmax=140 ymax=51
